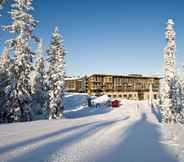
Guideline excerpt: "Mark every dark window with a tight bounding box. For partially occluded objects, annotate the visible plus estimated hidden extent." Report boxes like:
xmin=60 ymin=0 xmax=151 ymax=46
xmin=154 ymin=94 xmax=157 ymax=99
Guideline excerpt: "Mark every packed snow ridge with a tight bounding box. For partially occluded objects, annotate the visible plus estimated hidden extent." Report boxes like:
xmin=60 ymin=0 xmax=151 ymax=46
xmin=0 ymin=93 xmax=184 ymax=162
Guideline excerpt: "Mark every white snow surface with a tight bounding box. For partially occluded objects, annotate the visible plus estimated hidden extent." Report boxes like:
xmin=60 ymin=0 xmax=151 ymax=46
xmin=0 ymin=93 xmax=183 ymax=162
xmin=92 ymin=95 xmax=110 ymax=105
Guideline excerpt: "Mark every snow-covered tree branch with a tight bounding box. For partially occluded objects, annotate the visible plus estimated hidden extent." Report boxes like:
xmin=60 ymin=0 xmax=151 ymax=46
xmin=2 ymin=0 xmax=38 ymax=122
xmin=47 ymin=26 xmax=65 ymax=120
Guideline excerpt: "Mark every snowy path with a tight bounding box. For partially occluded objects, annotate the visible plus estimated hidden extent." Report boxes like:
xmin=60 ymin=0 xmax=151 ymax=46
xmin=0 ymin=100 xmax=183 ymax=162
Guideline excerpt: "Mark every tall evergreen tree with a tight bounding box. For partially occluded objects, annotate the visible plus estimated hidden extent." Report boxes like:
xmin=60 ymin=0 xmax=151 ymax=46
xmin=161 ymin=19 xmax=177 ymax=123
xmin=47 ymin=27 xmax=65 ymax=120
xmin=2 ymin=0 xmax=38 ymax=122
xmin=175 ymin=66 xmax=184 ymax=123
xmin=31 ymin=39 xmax=47 ymax=116
xmin=30 ymin=39 xmax=45 ymax=94
xmin=179 ymin=66 xmax=184 ymax=109
xmin=0 ymin=47 xmax=11 ymax=123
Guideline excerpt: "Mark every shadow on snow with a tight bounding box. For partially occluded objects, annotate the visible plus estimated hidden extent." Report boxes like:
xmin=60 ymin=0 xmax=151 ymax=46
xmin=3 ymin=118 xmax=127 ymax=162
xmin=1 ymin=113 xmax=178 ymax=162
xmin=0 ymin=122 xmax=96 ymax=154
xmin=64 ymin=106 xmax=112 ymax=119
xmin=92 ymin=113 xmax=178 ymax=162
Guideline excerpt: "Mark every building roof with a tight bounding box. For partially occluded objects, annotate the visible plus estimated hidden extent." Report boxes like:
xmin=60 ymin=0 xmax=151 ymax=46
xmin=88 ymin=74 xmax=161 ymax=79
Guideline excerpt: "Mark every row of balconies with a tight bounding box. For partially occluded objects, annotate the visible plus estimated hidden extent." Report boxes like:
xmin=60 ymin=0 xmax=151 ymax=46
xmin=90 ymin=86 xmax=159 ymax=92
xmin=90 ymin=77 xmax=159 ymax=84
xmin=90 ymin=84 xmax=159 ymax=90
xmin=90 ymin=80 xmax=159 ymax=85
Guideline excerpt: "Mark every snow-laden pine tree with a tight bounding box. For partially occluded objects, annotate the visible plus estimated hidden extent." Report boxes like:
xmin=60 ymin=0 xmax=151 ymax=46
xmin=2 ymin=0 xmax=38 ymax=122
xmin=175 ymin=66 xmax=184 ymax=123
xmin=0 ymin=47 xmax=11 ymax=91
xmin=179 ymin=66 xmax=184 ymax=108
xmin=0 ymin=47 xmax=11 ymax=123
xmin=161 ymin=19 xmax=177 ymax=123
xmin=30 ymin=39 xmax=45 ymax=94
xmin=31 ymin=39 xmax=47 ymax=116
xmin=47 ymin=27 xmax=65 ymax=120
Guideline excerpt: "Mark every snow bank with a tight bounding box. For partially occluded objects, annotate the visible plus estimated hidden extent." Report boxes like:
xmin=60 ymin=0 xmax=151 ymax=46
xmin=64 ymin=93 xmax=89 ymax=110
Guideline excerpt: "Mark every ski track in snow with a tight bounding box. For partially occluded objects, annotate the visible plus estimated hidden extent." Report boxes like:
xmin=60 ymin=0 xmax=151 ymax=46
xmin=0 ymin=94 xmax=183 ymax=162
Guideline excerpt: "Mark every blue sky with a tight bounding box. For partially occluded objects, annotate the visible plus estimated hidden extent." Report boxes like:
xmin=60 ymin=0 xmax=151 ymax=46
xmin=1 ymin=0 xmax=184 ymax=76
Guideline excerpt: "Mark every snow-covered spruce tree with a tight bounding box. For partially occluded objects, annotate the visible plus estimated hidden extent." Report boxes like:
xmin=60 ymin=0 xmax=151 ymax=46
xmin=179 ymin=66 xmax=184 ymax=108
xmin=0 ymin=47 xmax=11 ymax=123
xmin=30 ymin=39 xmax=47 ymax=117
xmin=161 ymin=19 xmax=177 ymax=123
xmin=2 ymin=0 xmax=38 ymax=122
xmin=29 ymin=40 xmax=45 ymax=96
xmin=175 ymin=66 xmax=184 ymax=123
xmin=47 ymin=27 xmax=65 ymax=120
xmin=0 ymin=0 xmax=10 ymax=123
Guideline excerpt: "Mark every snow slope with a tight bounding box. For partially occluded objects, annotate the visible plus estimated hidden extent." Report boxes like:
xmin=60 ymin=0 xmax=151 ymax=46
xmin=64 ymin=93 xmax=89 ymax=110
xmin=0 ymin=94 xmax=183 ymax=162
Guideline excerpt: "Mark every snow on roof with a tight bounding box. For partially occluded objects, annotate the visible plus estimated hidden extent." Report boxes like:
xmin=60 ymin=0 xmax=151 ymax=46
xmin=89 ymin=74 xmax=161 ymax=79
xmin=65 ymin=76 xmax=82 ymax=80
xmin=65 ymin=74 xmax=161 ymax=80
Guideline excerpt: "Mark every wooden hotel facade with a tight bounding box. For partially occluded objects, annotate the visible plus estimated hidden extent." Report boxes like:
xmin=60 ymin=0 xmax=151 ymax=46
xmin=87 ymin=74 xmax=160 ymax=100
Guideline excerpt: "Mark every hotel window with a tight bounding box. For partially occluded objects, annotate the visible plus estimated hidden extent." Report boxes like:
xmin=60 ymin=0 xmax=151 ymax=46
xmin=154 ymin=94 xmax=157 ymax=99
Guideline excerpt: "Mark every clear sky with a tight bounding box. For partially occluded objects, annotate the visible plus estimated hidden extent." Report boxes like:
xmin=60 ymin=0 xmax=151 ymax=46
xmin=1 ymin=0 xmax=184 ymax=76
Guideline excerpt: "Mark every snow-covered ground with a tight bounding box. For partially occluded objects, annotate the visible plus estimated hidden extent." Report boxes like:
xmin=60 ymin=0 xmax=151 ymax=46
xmin=0 ymin=93 xmax=184 ymax=162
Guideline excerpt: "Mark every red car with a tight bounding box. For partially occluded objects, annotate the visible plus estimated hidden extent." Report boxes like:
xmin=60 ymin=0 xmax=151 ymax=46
xmin=112 ymin=100 xmax=120 ymax=108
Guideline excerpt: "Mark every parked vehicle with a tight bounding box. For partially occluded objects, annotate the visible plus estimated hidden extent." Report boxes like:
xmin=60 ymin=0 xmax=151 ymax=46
xmin=112 ymin=100 xmax=120 ymax=108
